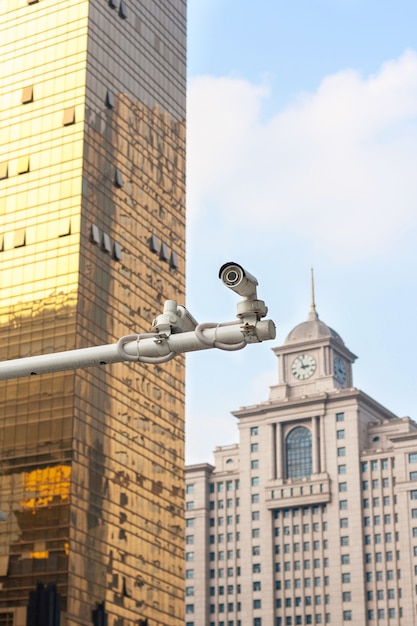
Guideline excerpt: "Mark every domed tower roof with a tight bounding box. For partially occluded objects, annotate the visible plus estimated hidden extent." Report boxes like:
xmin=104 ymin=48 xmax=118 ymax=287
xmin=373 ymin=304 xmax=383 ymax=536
xmin=285 ymin=270 xmax=345 ymax=346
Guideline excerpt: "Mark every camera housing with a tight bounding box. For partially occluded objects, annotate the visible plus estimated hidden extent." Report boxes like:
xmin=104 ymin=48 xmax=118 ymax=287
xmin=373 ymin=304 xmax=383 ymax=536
xmin=219 ymin=262 xmax=258 ymax=299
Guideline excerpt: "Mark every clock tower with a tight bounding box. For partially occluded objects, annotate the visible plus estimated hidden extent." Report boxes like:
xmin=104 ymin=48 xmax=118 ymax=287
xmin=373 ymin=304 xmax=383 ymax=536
xmin=270 ymin=273 xmax=357 ymax=402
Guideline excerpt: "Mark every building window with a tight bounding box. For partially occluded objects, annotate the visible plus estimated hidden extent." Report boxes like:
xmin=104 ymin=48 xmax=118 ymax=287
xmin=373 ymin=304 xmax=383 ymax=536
xmin=185 ymin=604 xmax=194 ymax=614
xmin=286 ymin=426 xmax=312 ymax=479
xmin=186 ymin=484 xmax=194 ymax=494
xmin=336 ymin=412 xmax=345 ymax=422
xmin=336 ymin=429 xmax=345 ymax=439
xmin=251 ymin=443 xmax=259 ymax=452
xmin=22 ymin=85 xmax=34 ymax=103
xmin=251 ymin=477 xmax=259 ymax=487
xmin=13 ymin=229 xmax=26 ymax=248
xmin=343 ymin=610 xmax=352 ymax=621
xmin=251 ymin=460 xmax=259 ymax=469
xmin=0 ymin=161 xmax=8 ymax=180
xmin=339 ymin=482 xmax=347 ymax=492
xmin=338 ymin=447 xmax=346 ymax=457
xmin=17 ymin=156 xmax=30 ymax=174
xmin=115 ymin=168 xmax=124 ymax=188
xmin=119 ymin=0 xmax=128 ymax=18
xmin=186 ymin=570 xmax=194 ymax=579
xmin=63 ymin=106 xmax=75 ymax=125
xmin=409 ymin=453 xmax=417 ymax=463
xmin=250 ymin=427 xmax=258 ymax=436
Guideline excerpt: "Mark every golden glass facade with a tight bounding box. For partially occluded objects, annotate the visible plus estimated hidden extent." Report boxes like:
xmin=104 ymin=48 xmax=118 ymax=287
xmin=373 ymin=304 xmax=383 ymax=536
xmin=0 ymin=0 xmax=186 ymax=624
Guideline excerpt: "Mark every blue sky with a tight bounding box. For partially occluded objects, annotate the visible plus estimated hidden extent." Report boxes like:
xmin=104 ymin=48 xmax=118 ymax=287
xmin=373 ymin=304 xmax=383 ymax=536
xmin=185 ymin=0 xmax=417 ymax=464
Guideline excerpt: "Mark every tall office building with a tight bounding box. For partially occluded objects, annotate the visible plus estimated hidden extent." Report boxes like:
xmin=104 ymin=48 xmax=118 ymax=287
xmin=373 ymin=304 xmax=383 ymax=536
xmin=185 ymin=298 xmax=417 ymax=626
xmin=0 ymin=1 xmax=186 ymax=624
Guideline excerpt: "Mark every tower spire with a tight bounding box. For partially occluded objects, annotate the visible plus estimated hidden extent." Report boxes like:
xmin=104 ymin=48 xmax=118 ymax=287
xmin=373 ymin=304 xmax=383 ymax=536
xmin=308 ymin=267 xmax=319 ymax=321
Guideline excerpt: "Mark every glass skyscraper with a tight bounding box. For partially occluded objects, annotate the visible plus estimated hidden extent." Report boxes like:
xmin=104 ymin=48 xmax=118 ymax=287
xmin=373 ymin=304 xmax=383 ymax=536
xmin=0 ymin=1 xmax=186 ymax=624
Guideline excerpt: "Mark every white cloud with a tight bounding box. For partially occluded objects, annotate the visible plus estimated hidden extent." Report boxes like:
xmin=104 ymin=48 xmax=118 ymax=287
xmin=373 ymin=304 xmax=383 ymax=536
xmin=187 ymin=51 xmax=417 ymax=260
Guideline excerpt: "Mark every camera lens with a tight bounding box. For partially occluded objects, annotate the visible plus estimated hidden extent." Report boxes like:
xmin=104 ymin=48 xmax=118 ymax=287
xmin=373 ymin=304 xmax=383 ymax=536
xmin=225 ymin=268 xmax=240 ymax=285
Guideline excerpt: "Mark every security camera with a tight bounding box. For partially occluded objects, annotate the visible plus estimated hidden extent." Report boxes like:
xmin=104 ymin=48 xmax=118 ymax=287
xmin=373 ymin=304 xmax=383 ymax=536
xmin=219 ymin=262 xmax=258 ymax=299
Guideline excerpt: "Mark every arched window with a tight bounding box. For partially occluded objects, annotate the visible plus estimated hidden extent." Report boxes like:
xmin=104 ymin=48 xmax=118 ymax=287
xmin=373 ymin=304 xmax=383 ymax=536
xmin=286 ymin=426 xmax=312 ymax=479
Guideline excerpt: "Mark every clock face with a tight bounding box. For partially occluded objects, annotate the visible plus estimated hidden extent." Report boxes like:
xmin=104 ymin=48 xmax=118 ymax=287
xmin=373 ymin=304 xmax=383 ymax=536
xmin=334 ymin=356 xmax=347 ymax=384
xmin=291 ymin=354 xmax=316 ymax=380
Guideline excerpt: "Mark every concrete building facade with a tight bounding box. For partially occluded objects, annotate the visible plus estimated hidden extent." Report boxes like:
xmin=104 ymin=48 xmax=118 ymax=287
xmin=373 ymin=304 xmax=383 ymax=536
xmin=0 ymin=1 xmax=186 ymax=624
xmin=185 ymin=298 xmax=417 ymax=626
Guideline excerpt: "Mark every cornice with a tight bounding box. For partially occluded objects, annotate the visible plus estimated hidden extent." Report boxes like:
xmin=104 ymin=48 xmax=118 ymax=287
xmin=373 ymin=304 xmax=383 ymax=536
xmin=232 ymin=387 xmax=398 ymax=421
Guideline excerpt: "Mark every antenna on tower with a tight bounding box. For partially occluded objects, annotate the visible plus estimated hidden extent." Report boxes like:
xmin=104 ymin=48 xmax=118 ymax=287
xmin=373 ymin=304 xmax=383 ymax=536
xmin=308 ymin=268 xmax=319 ymax=321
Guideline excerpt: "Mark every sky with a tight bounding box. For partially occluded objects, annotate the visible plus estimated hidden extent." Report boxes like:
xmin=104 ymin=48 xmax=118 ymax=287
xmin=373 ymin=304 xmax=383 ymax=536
xmin=184 ymin=0 xmax=417 ymax=465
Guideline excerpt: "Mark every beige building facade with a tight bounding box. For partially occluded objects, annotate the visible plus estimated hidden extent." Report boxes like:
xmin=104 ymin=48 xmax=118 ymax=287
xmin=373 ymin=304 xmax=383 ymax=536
xmin=185 ymin=300 xmax=417 ymax=626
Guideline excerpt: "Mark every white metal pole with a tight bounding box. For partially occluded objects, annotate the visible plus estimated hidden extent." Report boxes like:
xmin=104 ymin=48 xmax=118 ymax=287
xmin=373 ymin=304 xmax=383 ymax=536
xmin=0 ymin=319 xmax=275 ymax=380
